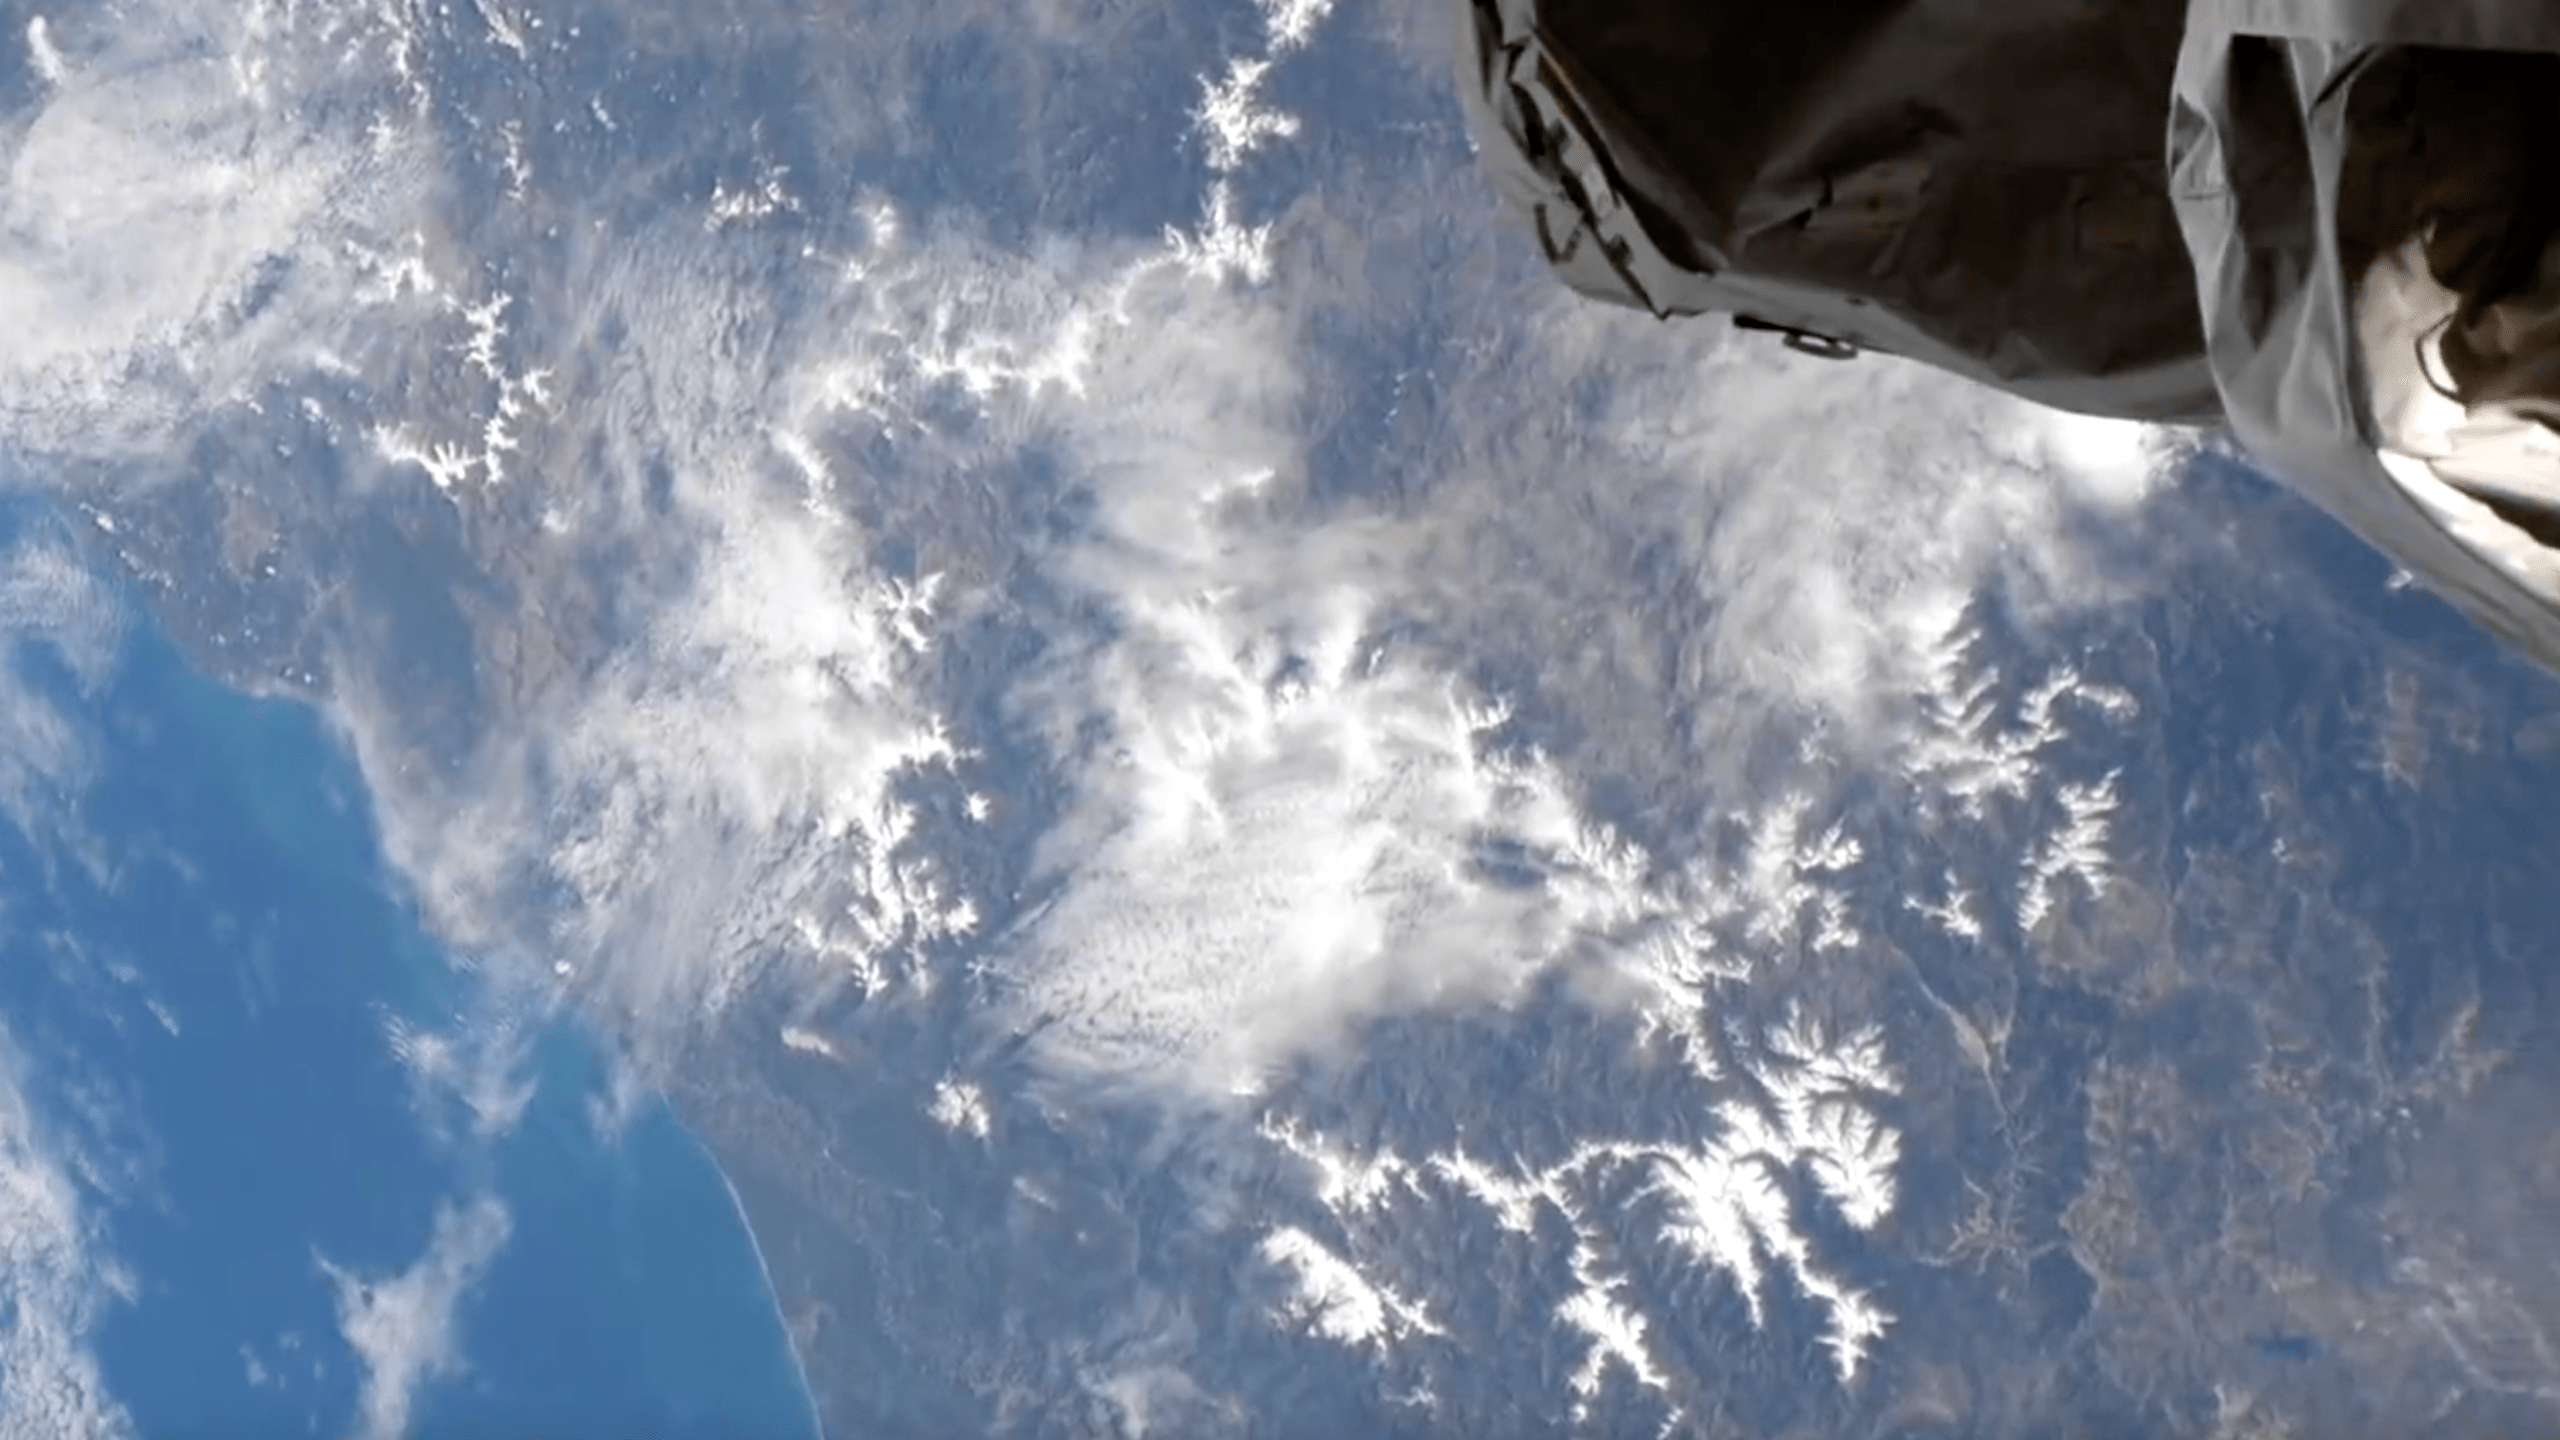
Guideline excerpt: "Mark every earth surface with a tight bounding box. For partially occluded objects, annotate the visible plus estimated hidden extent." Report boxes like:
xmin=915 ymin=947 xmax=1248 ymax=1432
xmin=6 ymin=2 xmax=2560 ymax=1438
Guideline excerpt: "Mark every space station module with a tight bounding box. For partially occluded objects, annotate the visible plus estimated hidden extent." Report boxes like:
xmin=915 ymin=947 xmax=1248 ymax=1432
xmin=1457 ymin=0 xmax=2560 ymax=671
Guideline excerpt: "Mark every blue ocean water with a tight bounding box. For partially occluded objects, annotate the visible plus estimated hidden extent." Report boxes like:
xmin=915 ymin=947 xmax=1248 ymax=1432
xmin=0 ymin=540 xmax=816 ymax=1440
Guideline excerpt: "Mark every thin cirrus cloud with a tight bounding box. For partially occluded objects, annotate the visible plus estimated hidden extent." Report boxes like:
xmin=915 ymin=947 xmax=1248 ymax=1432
xmin=0 ymin=2 xmax=415 ymax=464
xmin=0 ymin=543 xmax=144 ymax=1440
xmin=0 ymin=538 xmax=121 ymax=851
xmin=0 ymin=1026 xmax=131 ymax=1440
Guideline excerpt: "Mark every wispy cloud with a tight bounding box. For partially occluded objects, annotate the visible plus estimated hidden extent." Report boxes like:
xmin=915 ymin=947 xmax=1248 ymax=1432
xmin=380 ymin=1002 xmax=538 ymax=1147
xmin=0 ymin=538 xmax=125 ymax=892
xmin=321 ymin=1194 xmax=510 ymax=1440
xmin=334 ymin=392 xmax=981 ymax=1034
xmin=1402 ymin=300 xmax=2188 ymax=764
xmin=0 ymin=1 xmax=419 ymax=463
xmin=0 ymin=1027 xmax=133 ymax=1440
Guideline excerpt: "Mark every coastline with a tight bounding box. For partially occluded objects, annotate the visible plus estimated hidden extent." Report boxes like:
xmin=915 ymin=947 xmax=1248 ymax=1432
xmin=699 ymin=1130 xmax=828 ymax=1440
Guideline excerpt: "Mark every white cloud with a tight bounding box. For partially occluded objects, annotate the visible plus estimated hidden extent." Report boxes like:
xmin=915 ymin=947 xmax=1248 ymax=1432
xmin=0 ymin=540 xmax=124 ymax=890
xmin=316 ymin=218 xmax=1003 ymax=1035
xmin=0 ymin=550 xmax=131 ymax=1440
xmin=380 ymin=1004 xmax=537 ymax=1146
xmin=0 ymin=1019 xmax=132 ymax=1434
xmin=277 ymin=144 xmax=1590 ymax=1096
xmin=23 ymin=17 xmax=68 ymax=88
xmin=918 ymin=217 xmax=1607 ymax=1092
xmin=938 ymin=33 xmax=2183 ymax=1099
xmin=0 ymin=0 xmax=418 ymax=462
xmin=1650 ymin=357 xmax=2173 ymax=735
xmin=341 ymin=459 xmax=976 ymax=1032
xmin=0 ymin=1026 xmax=132 ymax=1440
xmin=893 ymin=145 xmax=2160 ymax=1105
xmin=1008 ymin=642 xmax=1589 ymax=1089
xmin=779 ymin=1026 xmax=841 ymax=1060
xmin=0 ymin=0 xmax=1013 ymax=1073
xmin=928 ymin=1077 xmax=993 ymax=1139
xmin=469 ymin=0 xmax=530 ymax=61
xmin=321 ymin=1194 xmax=509 ymax=1440
xmin=1407 ymin=296 xmax=2187 ymax=768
